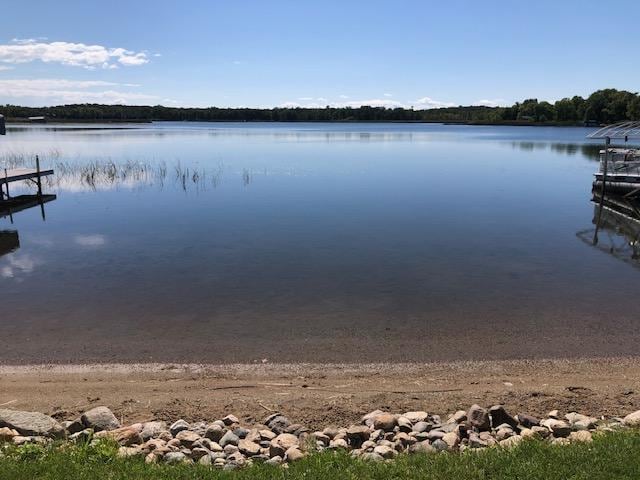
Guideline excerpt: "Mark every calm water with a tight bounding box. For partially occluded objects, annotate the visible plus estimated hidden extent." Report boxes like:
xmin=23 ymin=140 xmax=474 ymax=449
xmin=1 ymin=123 xmax=638 ymax=363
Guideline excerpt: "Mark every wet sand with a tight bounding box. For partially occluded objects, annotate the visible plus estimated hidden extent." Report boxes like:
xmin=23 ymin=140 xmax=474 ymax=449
xmin=1 ymin=358 xmax=639 ymax=429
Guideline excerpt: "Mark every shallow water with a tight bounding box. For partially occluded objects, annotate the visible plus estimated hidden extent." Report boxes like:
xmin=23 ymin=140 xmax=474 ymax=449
xmin=0 ymin=122 xmax=638 ymax=363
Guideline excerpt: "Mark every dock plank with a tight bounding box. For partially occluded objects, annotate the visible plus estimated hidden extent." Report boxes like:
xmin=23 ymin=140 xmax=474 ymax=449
xmin=1 ymin=168 xmax=54 ymax=184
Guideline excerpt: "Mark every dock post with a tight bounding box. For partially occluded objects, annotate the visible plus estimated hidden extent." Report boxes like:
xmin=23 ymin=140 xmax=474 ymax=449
xmin=35 ymin=155 xmax=43 ymax=197
xmin=593 ymin=136 xmax=611 ymax=245
xmin=3 ymin=168 xmax=9 ymax=199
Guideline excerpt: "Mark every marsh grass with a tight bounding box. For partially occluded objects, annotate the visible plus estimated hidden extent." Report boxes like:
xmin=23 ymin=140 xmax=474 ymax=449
xmin=0 ymin=150 xmax=229 ymax=192
xmin=1 ymin=430 xmax=640 ymax=480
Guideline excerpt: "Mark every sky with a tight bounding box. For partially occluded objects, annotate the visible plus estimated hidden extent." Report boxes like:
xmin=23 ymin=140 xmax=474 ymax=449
xmin=0 ymin=0 xmax=638 ymax=109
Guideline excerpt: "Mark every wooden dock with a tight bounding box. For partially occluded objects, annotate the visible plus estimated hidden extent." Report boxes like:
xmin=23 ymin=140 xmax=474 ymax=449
xmin=1 ymin=158 xmax=54 ymax=200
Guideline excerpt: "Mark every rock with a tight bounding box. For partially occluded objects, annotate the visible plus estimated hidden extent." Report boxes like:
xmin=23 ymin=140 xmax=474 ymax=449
xmin=517 ymin=413 xmax=540 ymax=428
xmin=346 ymin=425 xmax=370 ymax=444
xmin=285 ymin=446 xmax=305 ymax=462
xmin=468 ymin=431 xmax=488 ymax=448
xmin=623 ymin=410 xmax=640 ymax=427
xmin=145 ymin=453 xmax=159 ymax=464
xmin=467 ymin=405 xmax=490 ymax=431
xmin=266 ymin=455 xmax=282 ymax=466
xmin=531 ymin=426 xmax=551 ymax=438
xmin=569 ymin=431 xmax=593 ymax=443
xmin=95 ymin=425 xmax=143 ymax=446
xmin=409 ymin=441 xmax=435 ymax=454
xmin=80 ymin=407 xmax=120 ymax=432
xmin=394 ymin=431 xmax=416 ymax=446
xmin=0 ymin=408 xmax=64 ymax=438
xmin=169 ymin=420 xmax=190 ymax=436
xmin=265 ymin=415 xmax=290 ymax=434
xmin=412 ymin=421 xmax=430 ymax=433
xmin=175 ymin=430 xmax=201 ymax=447
xmin=373 ymin=444 xmax=397 ymax=459
xmin=329 ymin=438 xmax=349 ymax=449
xmin=449 ymin=410 xmax=468 ymax=423
xmin=140 ymin=421 xmax=166 ymax=441
xmin=541 ymin=419 xmax=571 ymax=438
xmin=373 ymin=413 xmax=397 ymax=431
xmin=495 ymin=427 xmax=514 ymax=442
xmin=499 ymin=435 xmax=522 ymax=448
xmin=0 ymin=427 xmax=18 ymax=441
xmin=259 ymin=429 xmax=277 ymax=441
xmin=442 ymin=431 xmax=459 ymax=448
xmin=233 ymin=427 xmax=249 ymax=439
xmin=548 ymin=410 xmax=559 ymax=419
xmin=270 ymin=433 xmax=299 ymax=457
xmin=164 ymin=451 xmax=188 ymax=464
xmin=66 ymin=419 xmax=85 ymax=435
xmin=311 ymin=431 xmax=330 ymax=445
xmin=397 ymin=416 xmax=413 ymax=432
xmin=198 ymin=454 xmax=212 ymax=465
xmin=219 ymin=430 xmax=240 ymax=447
xmin=403 ymin=411 xmax=429 ymax=423
xmin=238 ymin=439 xmax=261 ymax=456
xmin=221 ymin=414 xmax=238 ymax=426
xmin=117 ymin=446 xmax=143 ymax=458
xmin=431 ymin=439 xmax=449 ymax=452
xmin=362 ymin=452 xmax=384 ymax=461
xmin=489 ymin=406 xmax=518 ymax=429
xmin=204 ymin=424 xmax=224 ymax=442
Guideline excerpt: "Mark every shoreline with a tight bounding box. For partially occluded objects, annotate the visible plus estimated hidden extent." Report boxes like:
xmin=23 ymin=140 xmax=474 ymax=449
xmin=2 ymin=357 xmax=639 ymax=429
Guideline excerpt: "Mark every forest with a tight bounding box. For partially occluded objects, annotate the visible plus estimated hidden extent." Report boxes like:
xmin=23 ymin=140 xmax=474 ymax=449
xmin=1 ymin=89 xmax=639 ymax=125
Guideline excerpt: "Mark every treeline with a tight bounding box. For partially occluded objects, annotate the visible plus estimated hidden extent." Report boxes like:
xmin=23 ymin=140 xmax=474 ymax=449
xmin=2 ymin=89 xmax=639 ymax=125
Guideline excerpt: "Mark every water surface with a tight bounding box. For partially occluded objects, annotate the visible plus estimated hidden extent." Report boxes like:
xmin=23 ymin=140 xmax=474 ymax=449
xmin=1 ymin=123 xmax=637 ymax=363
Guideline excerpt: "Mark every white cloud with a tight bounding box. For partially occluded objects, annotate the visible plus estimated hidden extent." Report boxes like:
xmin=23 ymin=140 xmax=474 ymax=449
xmin=0 ymin=39 xmax=150 ymax=69
xmin=0 ymin=253 xmax=39 ymax=279
xmin=413 ymin=96 xmax=457 ymax=109
xmin=0 ymin=65 xmax=14 ymax=71
xmin=0 ymin=78 xmax=158 ymax=105
xmin=339 ymin=94 xmax=349 ymax=99
xmin=383 ymin=93 xmax=393 ymax=97
xmin=473 ymin=98 xmax=507 ymax=107
xmin=74 ymin=234 xmax=107 ymax=247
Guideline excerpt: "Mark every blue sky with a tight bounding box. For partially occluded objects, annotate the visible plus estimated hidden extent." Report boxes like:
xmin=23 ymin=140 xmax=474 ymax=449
xmin=0 ymin=0 xmax=638 ymax=108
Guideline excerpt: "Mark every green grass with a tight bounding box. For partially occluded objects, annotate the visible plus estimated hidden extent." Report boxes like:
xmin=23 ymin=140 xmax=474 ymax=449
xmin=2 ymin=430 xmax=640 ymax=480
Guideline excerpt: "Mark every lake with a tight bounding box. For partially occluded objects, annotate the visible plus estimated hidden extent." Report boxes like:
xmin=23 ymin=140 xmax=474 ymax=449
xmin=0 ymin=122 xmax=637 ymax=364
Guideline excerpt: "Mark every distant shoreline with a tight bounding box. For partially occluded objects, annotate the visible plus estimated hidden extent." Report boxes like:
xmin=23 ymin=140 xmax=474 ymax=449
xmin=5 ymin=118 xmax=592 ymax=127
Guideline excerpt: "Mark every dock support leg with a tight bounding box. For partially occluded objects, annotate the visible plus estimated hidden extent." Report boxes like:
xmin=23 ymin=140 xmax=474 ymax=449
xmin=593 ymin=137 xmax=611 ymax=245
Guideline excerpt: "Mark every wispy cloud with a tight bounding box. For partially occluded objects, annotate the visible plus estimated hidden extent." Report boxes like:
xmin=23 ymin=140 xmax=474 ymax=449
xmin=280 ymin=96 xmax=456 ymax=110
xmin=0 ymin=39 xmax=150 ymax=69
xmin=0 ymin=65 xmax=14 ymax=71
xmin=0 ymin=78 xmax=158 ymax=105
xmin=413 ymin=97 xmax=457 ymax=109
xmin=473 ymin=98 xmax=507 ymax=107
xmin=74 ymin=234 xmax=107 ymax=247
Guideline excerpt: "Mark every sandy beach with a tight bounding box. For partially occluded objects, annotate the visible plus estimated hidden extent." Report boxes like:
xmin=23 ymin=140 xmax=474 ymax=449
xmin=1 ymin=357 xmax=639 ymax=429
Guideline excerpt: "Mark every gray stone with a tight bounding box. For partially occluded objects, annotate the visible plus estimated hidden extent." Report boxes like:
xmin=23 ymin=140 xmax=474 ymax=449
xmin=204 ymin=424 xmax=224 ymax=442
xmin=164 ymin=451 xmax=188 ymax=464
xmin=0 ymin=408 xmax=64 ymax=438
xmin=517 ymin=413 xmax=540 ymax=428
xmin=169 ymin=420 xmax=190 ymax=436
xmin=222 ymin=414 xmax=239 ymax=426
xmin=412 ymin=421 xmax=430 ymax=433
xmin=467 ymin=405 xmax=490 ymax=431
xmin=431 ymin=439 xmax=449 ymax=451
xmin=140 ymin=421 xmax=167 ymax=441
xmin=175 ymin=430 xmax=201 ymax=447
xmin=265 ymin=415 xmax=290 ymax=434
xmin=489 ymin=406 xmax=518 ymax=429
xmin=81 ymin=407 xmax=120 ymax=432
xmin=361 ymin=452 xmax=384 ymax=461
xmin=403 ymin=411 xmax=429 ymax=423
xmin=219 ymin=430 xmax=240 ymax=447
xmin=373 ymin=444 xmax=396 ymax=459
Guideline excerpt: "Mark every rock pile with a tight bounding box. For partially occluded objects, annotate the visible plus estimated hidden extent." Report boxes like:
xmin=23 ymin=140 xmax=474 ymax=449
xmin=1 ymin=404 xmax=639 ymax=468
